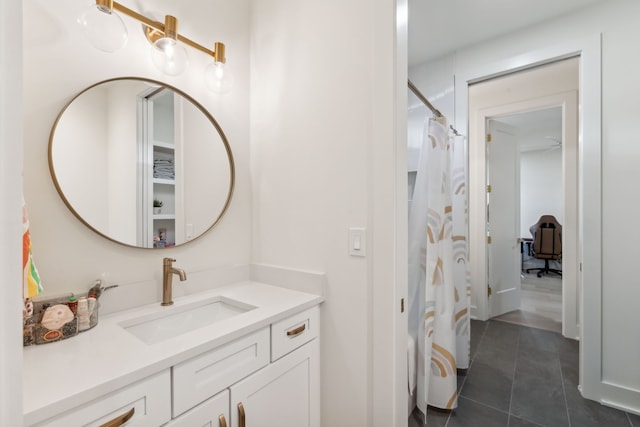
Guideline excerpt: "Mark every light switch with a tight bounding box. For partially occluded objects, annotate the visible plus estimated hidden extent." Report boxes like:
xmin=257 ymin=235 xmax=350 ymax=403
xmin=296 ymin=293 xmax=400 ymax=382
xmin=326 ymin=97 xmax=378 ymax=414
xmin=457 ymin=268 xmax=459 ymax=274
xmin=349 ymin=227 xmax=366 ymax=257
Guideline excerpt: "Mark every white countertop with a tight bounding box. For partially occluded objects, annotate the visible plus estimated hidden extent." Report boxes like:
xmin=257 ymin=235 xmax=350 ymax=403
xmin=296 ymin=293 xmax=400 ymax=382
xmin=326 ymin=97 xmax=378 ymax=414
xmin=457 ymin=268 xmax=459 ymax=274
xmin=23 ymin=281 xmax=323 ymax=425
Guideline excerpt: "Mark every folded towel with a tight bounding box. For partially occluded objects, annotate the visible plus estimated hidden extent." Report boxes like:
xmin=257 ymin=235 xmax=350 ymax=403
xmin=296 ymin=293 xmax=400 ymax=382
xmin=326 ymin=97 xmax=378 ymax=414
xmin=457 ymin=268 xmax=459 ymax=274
xmin=153 ymin=157 xmax=175 ymax=180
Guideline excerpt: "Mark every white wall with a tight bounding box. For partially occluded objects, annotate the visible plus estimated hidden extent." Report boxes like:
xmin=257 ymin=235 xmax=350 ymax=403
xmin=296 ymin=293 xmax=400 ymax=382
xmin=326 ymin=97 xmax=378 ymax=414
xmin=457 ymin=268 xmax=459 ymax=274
xmin=249 ymin=0 xmax=402 ymax=424
xmin=407 ymin=105 xmax=428 ymax=174
xmin=520 ymin=149 xmax=563 ymax=236
xmin=408 ymin=55 xmax=455 ymax=121
xmin=22 ymin=0 xmax=251 ymax=297
xmin=1 ymin=0 xmax=24 ymax=424
xmin=106 ymin=81 xmax=144 ymax=244
xmin=53 ymin=80 xmax=150 ymax=246
xmin=249 ymin=1 xmax=371 ymax=424
xmin=182 ymin=96 xmax=232 ymax=241
xmin=53 ymin=87 xmax=109 ymax=230
xmin=409 ymin=0 xmax=640 ymax=413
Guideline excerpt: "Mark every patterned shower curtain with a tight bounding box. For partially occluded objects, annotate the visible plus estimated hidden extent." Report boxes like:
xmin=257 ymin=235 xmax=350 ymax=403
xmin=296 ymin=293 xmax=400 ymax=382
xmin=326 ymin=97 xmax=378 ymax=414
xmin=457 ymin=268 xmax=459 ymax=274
xmin=408 ymin=118 xmax=470 ymax=414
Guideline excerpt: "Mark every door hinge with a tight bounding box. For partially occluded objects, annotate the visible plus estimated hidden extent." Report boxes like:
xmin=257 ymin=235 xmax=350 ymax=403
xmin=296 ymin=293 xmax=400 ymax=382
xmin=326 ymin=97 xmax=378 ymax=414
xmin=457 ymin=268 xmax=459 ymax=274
xmin=487 ymin=133 xmax=492 ymax=142
xmin=487 ymin=235 xmax=492 ymax=244
xmin=401 ymin=298 xmax=405 ymax=313
xmin=487 ymin=184 xmax=492 ymax=193
xmin=488 ymin=286 xmax=492 ymax=297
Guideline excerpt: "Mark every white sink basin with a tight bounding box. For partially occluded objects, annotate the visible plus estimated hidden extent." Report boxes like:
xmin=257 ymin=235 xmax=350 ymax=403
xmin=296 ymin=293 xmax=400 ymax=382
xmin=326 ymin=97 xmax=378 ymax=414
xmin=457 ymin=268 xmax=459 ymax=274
xmin=120 ymin=297 xmax=256 ymax=344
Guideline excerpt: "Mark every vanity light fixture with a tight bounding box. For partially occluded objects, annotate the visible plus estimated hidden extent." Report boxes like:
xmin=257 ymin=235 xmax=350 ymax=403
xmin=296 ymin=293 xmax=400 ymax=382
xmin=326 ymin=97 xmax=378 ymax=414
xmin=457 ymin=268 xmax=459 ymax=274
xmin=148 ymin=15 xmax=189 ymax=76
xmin=78 ymin=0 xmax=230 ymax=90
xmin=77 ymin=0 xmax=128 ymax=53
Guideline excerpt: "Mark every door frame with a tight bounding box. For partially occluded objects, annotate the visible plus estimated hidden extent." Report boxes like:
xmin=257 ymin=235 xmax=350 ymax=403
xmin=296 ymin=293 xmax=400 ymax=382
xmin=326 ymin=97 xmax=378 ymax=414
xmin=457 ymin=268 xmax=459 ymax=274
xmin=452 ymin=35 xmax=602 ymax=398
xmin=476 ymin=91 xmax=579 ymax=338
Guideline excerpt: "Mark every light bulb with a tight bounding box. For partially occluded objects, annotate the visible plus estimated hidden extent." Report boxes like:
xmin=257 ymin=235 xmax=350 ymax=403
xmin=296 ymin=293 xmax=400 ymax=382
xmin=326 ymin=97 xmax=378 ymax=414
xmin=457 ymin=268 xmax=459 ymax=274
xmin=151 ymin=38 xmax=189 ymax=76
xmin=77 ymin=3 xmax=128 ymax=53
xmin=204 ymin=61 xmax=234 ymax=94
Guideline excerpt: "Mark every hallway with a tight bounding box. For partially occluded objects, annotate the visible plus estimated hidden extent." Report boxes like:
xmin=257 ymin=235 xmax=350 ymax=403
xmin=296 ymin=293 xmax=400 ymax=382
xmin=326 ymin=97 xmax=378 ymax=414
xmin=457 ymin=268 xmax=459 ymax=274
xmin=493 ymin=272 xmax=563 ymax=334
xmin=409 ymin=320 xmax=640 ymax=426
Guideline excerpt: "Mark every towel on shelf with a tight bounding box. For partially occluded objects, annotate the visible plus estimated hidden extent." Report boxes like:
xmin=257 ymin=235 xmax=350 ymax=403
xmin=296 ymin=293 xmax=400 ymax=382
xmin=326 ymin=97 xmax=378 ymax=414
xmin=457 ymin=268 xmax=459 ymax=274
xmin=153 ymin=155 xmax=175 ymax=179
xmin=23 ymin=197 xmax=43 ymax=300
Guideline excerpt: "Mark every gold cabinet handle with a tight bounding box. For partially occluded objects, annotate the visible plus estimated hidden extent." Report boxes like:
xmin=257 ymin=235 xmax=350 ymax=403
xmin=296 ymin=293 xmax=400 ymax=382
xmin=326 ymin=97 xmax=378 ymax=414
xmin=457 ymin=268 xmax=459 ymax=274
xmin=218 ymin=413 xmax=227 ymax=427
xmin=99 ymin=407 xmax=135 ymax=427
xmin=286 ymin=324 xmax=306 ymax=337
xmin=238 ymin=402 xmax=246 ymax=427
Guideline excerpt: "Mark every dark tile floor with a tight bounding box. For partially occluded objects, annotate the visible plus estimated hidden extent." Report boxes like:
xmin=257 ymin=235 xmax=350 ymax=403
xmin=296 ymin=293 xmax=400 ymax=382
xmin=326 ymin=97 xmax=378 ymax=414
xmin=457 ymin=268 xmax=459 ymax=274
xmin=409 ymin=319 xmax=640 ymax=427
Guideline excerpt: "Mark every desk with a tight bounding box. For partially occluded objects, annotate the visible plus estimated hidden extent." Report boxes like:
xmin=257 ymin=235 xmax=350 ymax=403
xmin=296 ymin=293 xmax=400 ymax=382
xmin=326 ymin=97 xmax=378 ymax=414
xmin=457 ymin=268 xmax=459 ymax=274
xmin=520 ymin=237 xmax=533 ymax=274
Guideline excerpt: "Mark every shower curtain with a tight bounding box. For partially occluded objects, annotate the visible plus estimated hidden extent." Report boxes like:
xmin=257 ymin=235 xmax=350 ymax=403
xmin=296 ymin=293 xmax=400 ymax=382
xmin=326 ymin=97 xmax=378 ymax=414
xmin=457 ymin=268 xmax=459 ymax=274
xmin=408 ymin=117 xmax=470 ymax=414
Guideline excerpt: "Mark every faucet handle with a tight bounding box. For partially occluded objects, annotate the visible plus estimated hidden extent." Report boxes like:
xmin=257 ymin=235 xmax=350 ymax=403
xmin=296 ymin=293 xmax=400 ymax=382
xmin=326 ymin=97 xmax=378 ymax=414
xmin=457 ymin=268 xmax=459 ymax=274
xmin=163 ymin=257 xmax=176 ymax=265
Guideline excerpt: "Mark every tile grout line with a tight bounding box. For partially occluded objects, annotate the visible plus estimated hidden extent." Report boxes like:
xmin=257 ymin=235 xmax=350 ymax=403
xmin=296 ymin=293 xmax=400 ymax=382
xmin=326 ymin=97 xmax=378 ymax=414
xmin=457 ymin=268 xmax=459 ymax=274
xmin=444 ymin=321 xmax=489 ymax=427
xmin=558 ymin=346 xmax=572 ymax=427
xmin=457 ymin=395 xmax=511 ymax=417
xmin=457 ymin=321 xmax=487 ymax=391
xmin=506 ymin=324 xmax=521 ymax=426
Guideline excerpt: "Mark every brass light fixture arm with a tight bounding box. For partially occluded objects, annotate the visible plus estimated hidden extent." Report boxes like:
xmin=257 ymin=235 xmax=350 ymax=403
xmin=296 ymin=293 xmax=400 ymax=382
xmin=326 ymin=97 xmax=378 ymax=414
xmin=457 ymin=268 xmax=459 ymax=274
xmin=100 ymin=0 xmax=226 ymax=63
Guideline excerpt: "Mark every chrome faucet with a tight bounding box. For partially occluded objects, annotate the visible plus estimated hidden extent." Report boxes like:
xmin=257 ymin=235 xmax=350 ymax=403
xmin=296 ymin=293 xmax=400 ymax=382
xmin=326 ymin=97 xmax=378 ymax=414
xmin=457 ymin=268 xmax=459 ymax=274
xmin=162 ymin=257 xmax=187 ymax=306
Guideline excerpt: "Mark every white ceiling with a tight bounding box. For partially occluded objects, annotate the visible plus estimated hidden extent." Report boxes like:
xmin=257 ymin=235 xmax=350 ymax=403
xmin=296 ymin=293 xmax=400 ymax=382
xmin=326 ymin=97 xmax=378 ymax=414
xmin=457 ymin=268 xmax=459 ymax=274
xmin=496 ymin=107 xmax=562 ymax=152
xmin=408 ymin=0 xmax=605 ymax=66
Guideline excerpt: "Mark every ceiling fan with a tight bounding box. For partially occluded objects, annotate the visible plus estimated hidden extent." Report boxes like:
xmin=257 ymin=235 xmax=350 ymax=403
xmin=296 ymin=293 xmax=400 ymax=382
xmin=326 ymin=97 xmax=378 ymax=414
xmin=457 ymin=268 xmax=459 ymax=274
xmin=543 ymin=136 xmax=562 ymax=151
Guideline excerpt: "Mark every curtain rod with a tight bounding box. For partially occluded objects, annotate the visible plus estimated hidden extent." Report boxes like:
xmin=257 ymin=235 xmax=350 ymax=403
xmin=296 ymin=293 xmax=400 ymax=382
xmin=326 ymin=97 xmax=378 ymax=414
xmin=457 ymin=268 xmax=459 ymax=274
xmin=408 ymin=79 xmax=442 ymax=118
xmin=407 ymin=79 xmax=460 ymax=136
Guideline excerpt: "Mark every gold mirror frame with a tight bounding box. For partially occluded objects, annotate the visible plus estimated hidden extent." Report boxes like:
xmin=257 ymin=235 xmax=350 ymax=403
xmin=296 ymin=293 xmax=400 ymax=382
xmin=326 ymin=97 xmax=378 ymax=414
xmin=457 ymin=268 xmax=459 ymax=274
xmin=48 ymin=77 xmax=235 ymax=249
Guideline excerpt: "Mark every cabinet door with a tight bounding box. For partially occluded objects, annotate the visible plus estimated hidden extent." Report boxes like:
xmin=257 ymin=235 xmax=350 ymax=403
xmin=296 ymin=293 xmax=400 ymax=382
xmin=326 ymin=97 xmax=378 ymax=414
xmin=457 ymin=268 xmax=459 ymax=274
xmin=229 ymin=339 xmax=319 ymax=427
xmin=164 ymin=390 xmax=229 ymax=427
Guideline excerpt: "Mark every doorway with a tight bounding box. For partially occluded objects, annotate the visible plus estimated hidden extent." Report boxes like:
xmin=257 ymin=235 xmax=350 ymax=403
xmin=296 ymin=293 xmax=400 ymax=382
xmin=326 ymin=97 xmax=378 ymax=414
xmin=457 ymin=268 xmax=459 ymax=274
xmin=467 ymin=57 xmax=580 ymax=338
xmin=488 ymin=107 xmax=564 ymax=333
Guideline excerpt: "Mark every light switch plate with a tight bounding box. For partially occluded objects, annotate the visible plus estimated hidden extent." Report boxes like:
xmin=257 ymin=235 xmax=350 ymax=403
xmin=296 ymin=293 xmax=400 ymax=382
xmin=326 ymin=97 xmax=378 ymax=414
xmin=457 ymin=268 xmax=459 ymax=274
xmin=349 ymin=227 xmax=366 ymax=257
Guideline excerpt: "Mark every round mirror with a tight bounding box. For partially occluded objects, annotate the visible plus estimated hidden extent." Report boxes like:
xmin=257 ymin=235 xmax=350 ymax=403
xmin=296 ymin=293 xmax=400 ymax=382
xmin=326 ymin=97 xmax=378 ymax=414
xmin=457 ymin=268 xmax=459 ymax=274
xmin=49 ymin=77 xmax=235 ymax=248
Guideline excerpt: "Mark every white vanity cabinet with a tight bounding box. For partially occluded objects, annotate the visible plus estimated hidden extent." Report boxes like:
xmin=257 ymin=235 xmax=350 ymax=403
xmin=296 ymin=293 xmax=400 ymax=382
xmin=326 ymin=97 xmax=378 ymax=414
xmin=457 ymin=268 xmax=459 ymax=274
xmin=167 ymin=335 xmax=319 ymax=427
xmin=24 ymin=291 xmax=322 ymax=427
xmin=169 ymin=305 xmax=319 ymax=427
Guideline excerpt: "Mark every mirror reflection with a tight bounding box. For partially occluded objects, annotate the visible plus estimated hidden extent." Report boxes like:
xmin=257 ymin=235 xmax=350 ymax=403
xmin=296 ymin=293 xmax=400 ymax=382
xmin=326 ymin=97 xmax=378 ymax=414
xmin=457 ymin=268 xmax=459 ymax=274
xmin=49 ymin=78 xmax=234 ymax=248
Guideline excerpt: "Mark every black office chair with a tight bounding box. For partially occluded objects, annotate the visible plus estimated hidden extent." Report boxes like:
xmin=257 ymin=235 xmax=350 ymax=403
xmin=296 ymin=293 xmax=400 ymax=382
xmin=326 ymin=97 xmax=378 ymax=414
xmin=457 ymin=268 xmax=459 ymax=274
xmin=526 ymin=215 xmax=562 ymax=278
